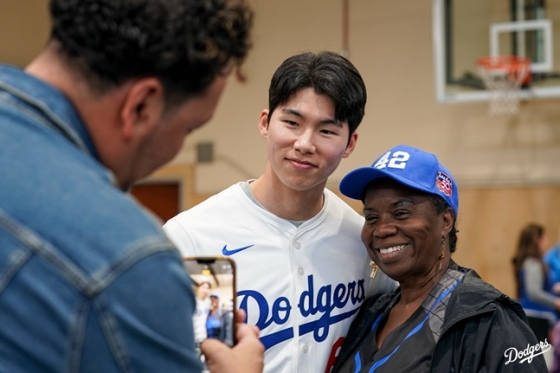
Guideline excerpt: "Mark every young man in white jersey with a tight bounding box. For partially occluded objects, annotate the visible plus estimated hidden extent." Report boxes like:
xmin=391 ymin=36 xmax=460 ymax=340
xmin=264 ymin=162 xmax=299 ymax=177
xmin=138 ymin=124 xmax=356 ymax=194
xmin=164 ymin=51 xmax=395 ymax=373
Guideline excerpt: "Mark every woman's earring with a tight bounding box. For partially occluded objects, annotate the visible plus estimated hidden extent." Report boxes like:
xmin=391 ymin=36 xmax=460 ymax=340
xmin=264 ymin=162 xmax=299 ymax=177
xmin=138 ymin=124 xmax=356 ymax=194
xmin=438 ymin=250 xmax=445 ymax=271
xmin=370 ymin=261 xmax=378 ymax=279
xmin=439 ymin=236 xmax=446 ymax=271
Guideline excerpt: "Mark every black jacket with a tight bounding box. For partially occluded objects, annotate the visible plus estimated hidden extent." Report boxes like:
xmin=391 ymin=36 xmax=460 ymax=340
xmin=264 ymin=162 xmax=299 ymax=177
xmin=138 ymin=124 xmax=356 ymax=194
xmin=332 ymin=262 xmax=548 ymax=373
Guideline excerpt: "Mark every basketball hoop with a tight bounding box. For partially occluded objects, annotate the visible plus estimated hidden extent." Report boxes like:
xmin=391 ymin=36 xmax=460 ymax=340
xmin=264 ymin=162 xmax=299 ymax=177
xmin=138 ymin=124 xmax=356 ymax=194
xmin=477 ymin=56 xmax=531 ymax=116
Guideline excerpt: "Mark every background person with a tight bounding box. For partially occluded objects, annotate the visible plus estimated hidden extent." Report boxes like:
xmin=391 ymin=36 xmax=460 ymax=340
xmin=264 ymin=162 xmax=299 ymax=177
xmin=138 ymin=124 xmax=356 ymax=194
xmin=164 ymin=51 xmax=396 ymax=373
xmin=0 ymin=0 xmax=263 ymax=372
xmin=332 ymin=144 xmax=546 ymax=372
xmin=194 ymin=281 xmax=213 ymax=344
xmin=206 ymin=293 xmax=234 ymax=346
xmin=545 ymin=229 xmax=560 ymax=372
xmin=544 ymin=228 xmax=560 ymax=285
xmin=551 ymin=318 xmax=560 ymax=373
xmin=511 ymin=223 xmax=560 ymax=343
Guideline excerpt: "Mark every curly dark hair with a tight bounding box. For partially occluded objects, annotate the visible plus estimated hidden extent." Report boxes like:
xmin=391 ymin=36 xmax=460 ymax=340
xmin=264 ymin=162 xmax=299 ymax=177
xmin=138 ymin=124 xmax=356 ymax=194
xmin=267 ymin=51 xmax=367 ymax=141
xmin=49 ymin=0 xmax=253 ymax=105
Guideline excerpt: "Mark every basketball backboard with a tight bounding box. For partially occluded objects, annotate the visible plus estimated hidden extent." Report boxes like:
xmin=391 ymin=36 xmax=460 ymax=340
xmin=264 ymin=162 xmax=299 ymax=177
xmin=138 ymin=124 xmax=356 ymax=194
xmin=433 ymin=0 xmax=560 ymax=103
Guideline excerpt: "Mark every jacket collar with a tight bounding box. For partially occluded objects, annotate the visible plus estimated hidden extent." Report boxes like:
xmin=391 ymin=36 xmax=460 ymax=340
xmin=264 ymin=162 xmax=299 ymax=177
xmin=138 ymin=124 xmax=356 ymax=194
xmin=0 ymin=65 xmax=98 ymax=158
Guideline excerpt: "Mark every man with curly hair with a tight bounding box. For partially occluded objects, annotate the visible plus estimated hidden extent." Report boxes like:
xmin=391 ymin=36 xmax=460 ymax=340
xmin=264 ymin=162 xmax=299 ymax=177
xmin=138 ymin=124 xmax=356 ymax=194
xmin=0 ymin=1 xmax=263 ymax=372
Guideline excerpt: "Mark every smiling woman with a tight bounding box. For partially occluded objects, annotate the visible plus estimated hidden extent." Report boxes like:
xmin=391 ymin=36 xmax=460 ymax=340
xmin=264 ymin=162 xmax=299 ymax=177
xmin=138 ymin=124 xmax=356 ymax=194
xmin=331 ymin=145 xmax=547 ymax=373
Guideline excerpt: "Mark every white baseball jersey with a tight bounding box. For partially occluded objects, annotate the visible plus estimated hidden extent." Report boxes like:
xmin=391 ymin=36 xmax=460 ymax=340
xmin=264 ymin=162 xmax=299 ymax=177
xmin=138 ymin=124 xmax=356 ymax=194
xmin=193 ymin=298 xmax=210 ymax=343
xmin=164 ymin=182 xmax=394 ymax=373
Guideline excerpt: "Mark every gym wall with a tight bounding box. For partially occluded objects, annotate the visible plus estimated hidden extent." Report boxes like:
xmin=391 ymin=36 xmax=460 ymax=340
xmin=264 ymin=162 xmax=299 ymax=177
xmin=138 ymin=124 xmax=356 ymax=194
xmin=2 ymin=0 xmax=560 ymax=298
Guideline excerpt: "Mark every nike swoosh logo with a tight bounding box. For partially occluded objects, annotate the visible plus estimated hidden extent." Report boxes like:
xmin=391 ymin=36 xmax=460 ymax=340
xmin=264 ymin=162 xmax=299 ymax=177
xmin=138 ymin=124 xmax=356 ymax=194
xmin=222 ymin=244 xmax=254 ymax=256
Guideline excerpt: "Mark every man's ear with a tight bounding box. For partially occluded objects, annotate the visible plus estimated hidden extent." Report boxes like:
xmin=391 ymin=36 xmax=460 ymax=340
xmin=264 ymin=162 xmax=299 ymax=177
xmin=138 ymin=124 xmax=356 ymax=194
xmin=120 ymin=78 xmax=165 ymax=141
xmin=343 ymin=131 xmax=358 ymax=158
xmin=258 ymin=109 xmax=270 ymax=138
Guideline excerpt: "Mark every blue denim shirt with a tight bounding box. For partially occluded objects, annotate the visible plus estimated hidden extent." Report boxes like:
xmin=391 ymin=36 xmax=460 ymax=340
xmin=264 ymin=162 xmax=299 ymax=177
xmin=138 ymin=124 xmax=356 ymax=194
xmin=0 ymin=65 xmax=202 ymax=373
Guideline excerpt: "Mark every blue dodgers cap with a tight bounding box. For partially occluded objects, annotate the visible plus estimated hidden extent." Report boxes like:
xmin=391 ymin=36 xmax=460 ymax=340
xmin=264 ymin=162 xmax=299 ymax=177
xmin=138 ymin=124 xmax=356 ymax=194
xmin=339 ymin=145 xmax=459 ymax=216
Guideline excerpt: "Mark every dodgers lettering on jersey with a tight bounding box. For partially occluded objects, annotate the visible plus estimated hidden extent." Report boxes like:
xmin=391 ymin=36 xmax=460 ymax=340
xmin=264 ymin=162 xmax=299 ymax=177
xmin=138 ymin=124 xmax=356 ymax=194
xmin=238 ymin=274 xmax=366 ymax=349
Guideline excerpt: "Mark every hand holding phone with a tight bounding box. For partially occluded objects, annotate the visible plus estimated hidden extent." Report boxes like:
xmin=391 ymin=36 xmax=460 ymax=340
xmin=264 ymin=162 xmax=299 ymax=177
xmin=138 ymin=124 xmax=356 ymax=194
xmin=201 ymin=310 xmax=264 ymax=373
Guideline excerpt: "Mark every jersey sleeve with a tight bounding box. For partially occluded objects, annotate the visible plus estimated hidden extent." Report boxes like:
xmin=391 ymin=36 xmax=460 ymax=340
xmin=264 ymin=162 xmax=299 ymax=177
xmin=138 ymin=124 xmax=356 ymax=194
xmin=163 ymin=218 xmax=198 ymax=257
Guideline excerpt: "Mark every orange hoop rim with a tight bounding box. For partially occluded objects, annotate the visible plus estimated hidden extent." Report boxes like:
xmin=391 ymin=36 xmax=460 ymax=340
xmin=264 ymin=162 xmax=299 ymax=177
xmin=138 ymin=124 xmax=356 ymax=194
xmin=477 ymin=55 xmax=531 ymax=72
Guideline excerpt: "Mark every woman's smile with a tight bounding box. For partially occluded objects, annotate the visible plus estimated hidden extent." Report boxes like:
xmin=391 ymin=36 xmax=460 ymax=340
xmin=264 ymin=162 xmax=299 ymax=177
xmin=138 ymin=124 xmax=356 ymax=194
xmin=377 ymin=244 xmax=407 ymax=260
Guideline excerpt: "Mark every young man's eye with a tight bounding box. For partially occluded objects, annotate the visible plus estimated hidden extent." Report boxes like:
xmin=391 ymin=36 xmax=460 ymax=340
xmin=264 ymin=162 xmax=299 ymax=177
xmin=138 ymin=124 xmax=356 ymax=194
xmin=284 ymin=120 xmax=298 ymax=126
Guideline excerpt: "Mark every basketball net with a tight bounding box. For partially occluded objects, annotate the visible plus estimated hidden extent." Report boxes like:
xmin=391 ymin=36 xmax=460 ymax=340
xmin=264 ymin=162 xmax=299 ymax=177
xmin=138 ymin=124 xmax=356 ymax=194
xmin=477 ymin=56 xmax=531 ymax=116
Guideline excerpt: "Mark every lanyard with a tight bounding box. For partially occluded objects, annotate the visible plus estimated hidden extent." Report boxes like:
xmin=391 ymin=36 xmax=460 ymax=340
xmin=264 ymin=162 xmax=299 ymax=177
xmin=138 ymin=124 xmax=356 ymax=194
xmin=352 ymin=278 xmax=462 ymax=373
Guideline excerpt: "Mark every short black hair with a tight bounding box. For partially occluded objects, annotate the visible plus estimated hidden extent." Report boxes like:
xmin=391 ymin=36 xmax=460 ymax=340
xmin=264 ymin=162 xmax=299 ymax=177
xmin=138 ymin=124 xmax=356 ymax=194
xmin=267 ymin=51 xmax=367 ymax=139
xmin=49 ymin=0 xmax=253 ymax=106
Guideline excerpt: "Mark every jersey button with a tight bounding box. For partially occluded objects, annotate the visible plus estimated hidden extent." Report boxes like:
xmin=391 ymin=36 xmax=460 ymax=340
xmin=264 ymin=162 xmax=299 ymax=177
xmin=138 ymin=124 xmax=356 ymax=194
xmin=302 ymin=344 xmax=309 ymax=354
xmin=294 ymin=242 xmax=301 ymax=250
xmin=298 ymin=267 xmax=304 ymax=276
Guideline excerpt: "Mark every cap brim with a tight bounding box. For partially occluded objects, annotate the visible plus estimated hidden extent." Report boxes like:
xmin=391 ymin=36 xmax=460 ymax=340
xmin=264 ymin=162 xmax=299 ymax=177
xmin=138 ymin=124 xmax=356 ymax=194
xmin=339 ymin=167 xmax=432 ymax=200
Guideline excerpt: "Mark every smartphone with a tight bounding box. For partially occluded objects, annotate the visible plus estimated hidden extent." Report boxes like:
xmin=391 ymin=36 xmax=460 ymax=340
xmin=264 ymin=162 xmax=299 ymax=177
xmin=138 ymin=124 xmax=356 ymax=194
xmin=183 ymin=257 xmax=237 ymax=360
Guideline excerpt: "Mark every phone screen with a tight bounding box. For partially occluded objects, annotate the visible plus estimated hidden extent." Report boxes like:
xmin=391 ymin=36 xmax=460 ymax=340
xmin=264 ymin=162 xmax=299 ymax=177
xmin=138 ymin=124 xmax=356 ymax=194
xmin=183 ymin=256 xmax=236 ymax=365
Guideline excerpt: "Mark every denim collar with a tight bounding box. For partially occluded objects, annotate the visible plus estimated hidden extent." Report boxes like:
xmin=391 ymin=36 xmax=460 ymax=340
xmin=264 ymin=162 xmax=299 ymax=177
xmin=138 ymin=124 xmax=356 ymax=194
xmin=0 ymin=64 xmax=98 ymax=159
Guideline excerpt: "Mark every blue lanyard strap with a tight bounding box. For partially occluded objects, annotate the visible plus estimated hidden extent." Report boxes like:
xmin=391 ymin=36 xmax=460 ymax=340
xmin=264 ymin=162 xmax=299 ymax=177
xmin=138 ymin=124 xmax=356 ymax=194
xmin=352 ymin=277 xmax=462 ymax=373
